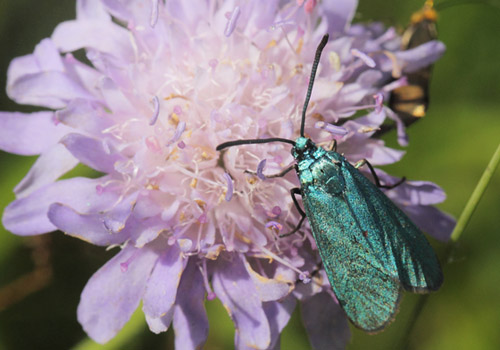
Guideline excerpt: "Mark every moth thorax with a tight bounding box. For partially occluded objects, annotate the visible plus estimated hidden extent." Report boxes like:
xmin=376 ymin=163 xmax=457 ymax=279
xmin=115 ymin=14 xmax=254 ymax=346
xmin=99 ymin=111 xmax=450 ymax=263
xmin=310 ymin=157 xmax=345 ymax=194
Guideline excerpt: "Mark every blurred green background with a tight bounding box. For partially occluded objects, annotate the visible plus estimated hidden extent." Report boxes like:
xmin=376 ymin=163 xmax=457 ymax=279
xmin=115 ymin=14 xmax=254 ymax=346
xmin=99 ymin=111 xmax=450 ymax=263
xmin=0 ymin=0 xmax=499 ymax=349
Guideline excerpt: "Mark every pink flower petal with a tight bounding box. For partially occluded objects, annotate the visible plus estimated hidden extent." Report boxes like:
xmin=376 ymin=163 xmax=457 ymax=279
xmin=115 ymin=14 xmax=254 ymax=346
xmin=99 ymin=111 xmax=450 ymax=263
xmin=0 ymin=111 xmax=72 ymax=155
xmin=52 ymin=20 xmax=133 ymax=61
xmin=321 ymin=0 xmax=358 ymax=33
xmin=77 ymin=0 xmax=110 ymax=20
xmin=7 ymin=71 xmax=96 ymax=109
xmin=14 ymin=144 xmax=78 ymax=197
xmin=396 ymin=41 xmax=446 ymax=73
xmin=61 ymin=133 xmax=125 ymax=173
xmin=301 ymin=292 xmax=350 ymax=350
xmin=404 ymin=205 xmax=455 ymax=242
xmin=2 ymin=177 xmax=115 ymax=236
xmin=173 ymin=259 xmax=209 ymax=350
xmin=47 ymin=203 xmax=131 ymax=246
xmin=212 ymin=254 xmax=271 ymax=349
xmin=77 ymin=245 xmax=159 ymax=343
xmin=243 ymin=259 xmax=293 ymax=302
xmin=48 ymin=191 xmax=138 ymax=245
xmin=56 ymin=99 xmax=112 ymax=135
xmin=263 ymin=297 xmax=296 ymax=350
xmin=143 ymin=244 xmax=187 ymax=318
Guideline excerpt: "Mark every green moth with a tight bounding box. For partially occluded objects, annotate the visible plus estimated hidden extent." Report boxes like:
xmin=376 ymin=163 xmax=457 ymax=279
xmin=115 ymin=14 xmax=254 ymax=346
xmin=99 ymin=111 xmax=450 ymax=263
xmin=216 ymin=34 xmax=443 ymax=332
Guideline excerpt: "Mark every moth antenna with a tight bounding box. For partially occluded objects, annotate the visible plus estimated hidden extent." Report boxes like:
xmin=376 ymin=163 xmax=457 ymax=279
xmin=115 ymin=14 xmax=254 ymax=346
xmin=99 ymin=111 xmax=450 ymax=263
xmin=216 ymin=137 xmax=295 ymax=151
xmin=300 ymin=34 xmax=329 ymax=137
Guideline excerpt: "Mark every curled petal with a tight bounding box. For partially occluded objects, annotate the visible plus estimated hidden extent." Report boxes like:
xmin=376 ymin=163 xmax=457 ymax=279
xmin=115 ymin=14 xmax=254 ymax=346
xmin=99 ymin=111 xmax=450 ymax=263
xmin=385 ymin=107 xmax=408 ymax=146
xmin=7 ymin=38 xmax=64 ymax=84
xmin=351 ymin=49 xmax=376 ymax=68
xmin=223 ymin=173 xmax=233 ymax=201
xmin=149 ymin=96 xmax=160 ymax=125
xmin=150 ymin=0 xmax=159 ymax=27
xmin=315 ymin=121 xmax=348 ymax=136
xmin=224 ymin=6 xmax=240 ymax=37
xmin=257 ymin=159 xmax=267 ymax=181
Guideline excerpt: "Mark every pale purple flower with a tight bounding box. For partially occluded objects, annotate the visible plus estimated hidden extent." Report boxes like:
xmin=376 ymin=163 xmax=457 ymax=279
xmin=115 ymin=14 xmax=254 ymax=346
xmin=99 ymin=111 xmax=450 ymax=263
xmin=0 ymin=0 xmax=452 ymax=349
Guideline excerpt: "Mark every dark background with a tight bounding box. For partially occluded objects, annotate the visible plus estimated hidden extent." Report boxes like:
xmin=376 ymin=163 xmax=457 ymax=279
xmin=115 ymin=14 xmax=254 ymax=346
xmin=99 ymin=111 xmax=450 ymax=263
xmin=1 ymin=1 xmax=499 ymax=349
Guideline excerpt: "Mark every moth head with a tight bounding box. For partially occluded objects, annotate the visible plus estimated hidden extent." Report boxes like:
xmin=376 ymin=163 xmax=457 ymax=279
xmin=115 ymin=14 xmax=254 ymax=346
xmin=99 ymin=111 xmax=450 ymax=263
xmin=292 ymin=137 xmax=317 ymax=159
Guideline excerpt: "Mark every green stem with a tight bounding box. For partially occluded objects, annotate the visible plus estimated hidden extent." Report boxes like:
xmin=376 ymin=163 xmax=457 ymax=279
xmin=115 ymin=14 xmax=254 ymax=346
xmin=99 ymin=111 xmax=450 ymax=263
xmin=399 ymin=143 xmax=500 ymax=349
xmin=450 ymin=143 xmax=500 ymax=242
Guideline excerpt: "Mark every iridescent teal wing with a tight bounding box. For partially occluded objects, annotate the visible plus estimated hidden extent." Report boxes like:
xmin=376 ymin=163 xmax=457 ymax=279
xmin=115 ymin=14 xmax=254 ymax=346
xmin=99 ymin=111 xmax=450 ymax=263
xmin=300 ymin=152 xmax=442 ymax=331
xmin=302 ymin=185 xmax=401 ymax=331
xmin=335 ymin=153 xmax=443 ymax=292
xmin=301 ymin=180 xmax=402 ymax=332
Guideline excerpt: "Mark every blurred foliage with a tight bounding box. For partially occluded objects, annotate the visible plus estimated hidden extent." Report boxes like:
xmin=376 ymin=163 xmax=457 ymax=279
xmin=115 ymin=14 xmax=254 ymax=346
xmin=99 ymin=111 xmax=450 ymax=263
xmin=0 ymin=0 xmax=499 ymax=349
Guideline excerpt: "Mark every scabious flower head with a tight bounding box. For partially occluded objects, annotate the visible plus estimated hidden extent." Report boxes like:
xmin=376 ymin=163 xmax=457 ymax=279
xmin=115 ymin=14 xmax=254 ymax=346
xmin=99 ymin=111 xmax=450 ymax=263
xmin=0 ymin=0 xmax=455 ymax=348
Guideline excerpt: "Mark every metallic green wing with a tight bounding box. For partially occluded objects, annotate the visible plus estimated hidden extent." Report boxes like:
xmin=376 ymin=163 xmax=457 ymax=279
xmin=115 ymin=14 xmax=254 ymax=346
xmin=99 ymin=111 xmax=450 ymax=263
xmin=299 ymin=151 xmax=442 ymax=331
xmin=302 ymin=184 xmax=402 ymax=332
xmin=335 ymin=153 xmax=443 ymax=292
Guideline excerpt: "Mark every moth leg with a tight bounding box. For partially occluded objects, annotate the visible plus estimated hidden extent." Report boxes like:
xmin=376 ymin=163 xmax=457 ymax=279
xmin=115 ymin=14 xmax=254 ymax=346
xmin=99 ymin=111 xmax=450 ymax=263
xmin=326 ymin=139 xmax=337 ymax=152
xmin=279 ymin=188 xmax=307 ymax=238
xmin=245 ymin=164 xmax=295 ymax=179
xmin=355 ymin=159 xmax=406 ymax=189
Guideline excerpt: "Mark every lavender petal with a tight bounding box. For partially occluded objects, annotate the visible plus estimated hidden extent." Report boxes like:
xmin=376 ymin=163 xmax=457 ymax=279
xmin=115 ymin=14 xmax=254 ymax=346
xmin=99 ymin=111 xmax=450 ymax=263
xmin=212 ymin=253 xmax=271 ymax=349
xmin=301 ymin=292 xmax=350 ymax=350
xmin=173 ymin=259 xmax=209 ymax=350
xmin=7 ymin=71 xmax=96 ymax=109
xmin=404 ymin=205 xmax=455 ymax=242
xmin=244 ymin=259 xmax=293 ymax=302
xmin=14 ymin=144 xmax=78 ymax=197
xmin=52 ymin=20 xmax=133 ymax=61
xmin=77 ymin=245 xmax=159 ymax=343
xmin=2 ymin=177 xmax=113 ymax=235
xmin=321 ymin=0 xmax=358 ymax=33
xmin=397 ymin=40 xmax=446 ymax=73
xmin=48 ymin=191 xmax=138 ymax=244
xmin=0 ymin=111 xmax=72 ymax=155
xmin=61 ymin=133 xmax=125 ymax=173
xmin=143 ymin=244 xmax=187 ymax=318
xmin=264 ymin=296 xmax=296 ymax=350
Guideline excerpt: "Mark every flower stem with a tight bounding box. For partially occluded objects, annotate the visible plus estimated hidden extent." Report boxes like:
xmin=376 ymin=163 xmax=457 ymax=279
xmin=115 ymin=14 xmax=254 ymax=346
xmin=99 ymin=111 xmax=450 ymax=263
xmin=398 ymin=142 xmax=500 ymax=349
xmin=450 ymin=142 xmax=500 ymax=242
